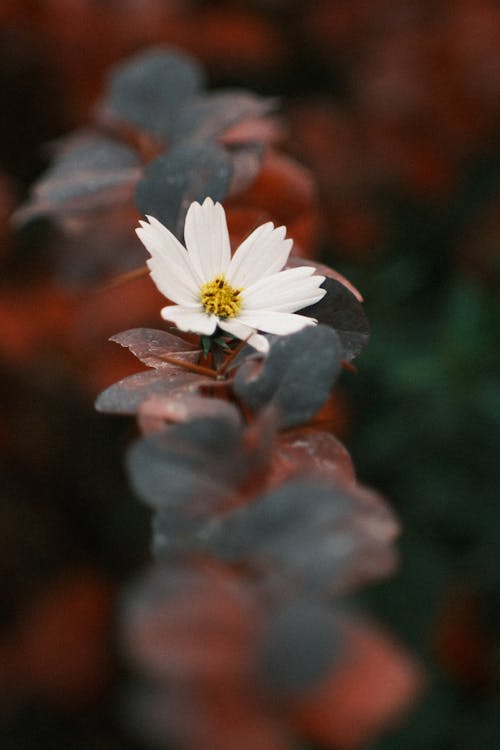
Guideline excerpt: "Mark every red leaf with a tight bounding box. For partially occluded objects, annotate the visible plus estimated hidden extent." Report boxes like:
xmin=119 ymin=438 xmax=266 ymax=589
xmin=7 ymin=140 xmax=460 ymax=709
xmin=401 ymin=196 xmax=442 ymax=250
xmin=138 ymin=393 xmax=240 ymax=433
xmin=9 ymin=569 xmax=114 ymax=709
xmin=234 ymin=150 xmax=317 ymax=226
xmin=110 ymin=327 xmax=201 ymax=369
xmin=95 ymin=369 xmax=210 ymax=415
xmin=267 ymin=428 xmax=356 ymax=489
xmin=123 ymin=565 xmax=258 ymax=682
xmin=287 ymin=255 xmax=363 ymax=302
xmin=293 ymin=617 xmax=424 ymax=749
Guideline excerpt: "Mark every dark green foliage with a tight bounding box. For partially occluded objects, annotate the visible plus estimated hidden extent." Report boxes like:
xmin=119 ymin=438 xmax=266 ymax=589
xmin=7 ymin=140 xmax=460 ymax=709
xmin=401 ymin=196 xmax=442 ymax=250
xmin=340 ymin=264 xmax=500 ymax=749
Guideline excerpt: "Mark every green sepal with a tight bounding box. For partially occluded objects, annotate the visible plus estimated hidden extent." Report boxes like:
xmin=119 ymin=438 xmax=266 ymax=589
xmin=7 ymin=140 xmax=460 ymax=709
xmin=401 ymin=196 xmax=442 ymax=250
xmin=200 ymin=335 xmax=212 ymax=357
xmin=200 ymin=333 xmax=234 ymax=357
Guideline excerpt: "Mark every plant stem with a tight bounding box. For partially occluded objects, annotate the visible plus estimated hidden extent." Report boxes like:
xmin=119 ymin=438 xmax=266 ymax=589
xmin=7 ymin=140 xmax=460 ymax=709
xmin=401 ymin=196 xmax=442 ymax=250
xmin=158 ymin=354 xmax=218 ymax=378
xmin=216 ymin=336 xmax=249 ymax=377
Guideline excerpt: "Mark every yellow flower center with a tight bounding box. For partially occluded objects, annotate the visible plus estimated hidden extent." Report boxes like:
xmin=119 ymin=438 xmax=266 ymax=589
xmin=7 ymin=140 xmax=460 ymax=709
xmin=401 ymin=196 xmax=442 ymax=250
xmin=200 ymin=275 xmax=242 ymax=319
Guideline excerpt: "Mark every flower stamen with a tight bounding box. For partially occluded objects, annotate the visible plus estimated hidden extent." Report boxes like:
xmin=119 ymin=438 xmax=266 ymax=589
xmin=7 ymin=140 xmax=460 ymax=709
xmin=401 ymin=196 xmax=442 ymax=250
xmin=200 ymin=275 xmax=242 ymax=319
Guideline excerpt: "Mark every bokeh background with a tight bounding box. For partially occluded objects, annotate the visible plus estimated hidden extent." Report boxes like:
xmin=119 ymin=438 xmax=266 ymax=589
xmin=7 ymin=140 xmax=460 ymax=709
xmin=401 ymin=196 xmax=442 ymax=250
xmin=1 ymin=2 xmax=499 ymax=749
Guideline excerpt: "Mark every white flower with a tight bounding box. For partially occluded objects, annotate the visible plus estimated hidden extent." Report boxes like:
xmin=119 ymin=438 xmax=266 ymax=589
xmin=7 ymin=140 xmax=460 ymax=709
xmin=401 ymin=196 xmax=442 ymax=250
xmin=135 ymin=197 xmax=326 ymax=353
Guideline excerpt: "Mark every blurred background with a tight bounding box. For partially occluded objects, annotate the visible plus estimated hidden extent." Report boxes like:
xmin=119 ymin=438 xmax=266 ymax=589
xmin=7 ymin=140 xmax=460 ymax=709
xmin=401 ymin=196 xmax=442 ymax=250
xmin=1 ymin=1 xmax=499 ymax=749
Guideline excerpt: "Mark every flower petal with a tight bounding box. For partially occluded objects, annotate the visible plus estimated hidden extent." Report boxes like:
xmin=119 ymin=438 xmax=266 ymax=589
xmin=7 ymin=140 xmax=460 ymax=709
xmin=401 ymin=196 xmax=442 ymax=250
xmin=146 ymin=256 xmax=200 ymax=306
xmin=183 ymin=197 xmax=231 ymax=281
xmin=218 ymin=317 xmax=270 ymax=353
xmin=236 ymin=310 xmax=317 ymax=335
xmin=136 ymin=218 xmax=200 ymax=304
xmin=161 ymin=305 xmax=218 ymax=336
xmin=227 ymin=223 xmax=293 ymax=287
xmin=137 ymin=217 xmax=199 ymax=284
xmin=243 ymin=266 xmax=326 ymax=312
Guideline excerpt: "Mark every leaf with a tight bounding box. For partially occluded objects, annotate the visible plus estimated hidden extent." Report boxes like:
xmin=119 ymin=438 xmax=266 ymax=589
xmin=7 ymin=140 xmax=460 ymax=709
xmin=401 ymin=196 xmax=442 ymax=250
xmin=169 ymin=90 xmax=278 ymax=145
xmin=236 ymin=150 xmax=316 ymax=224
xmin=135 ymin=142 xmax=233 ymax=238
xmin=138 ymin=393 xmax=242 ymax=433
xmin=152 ymin=511 xmax=213 ymax=558
xmin=122 ymin=565 xmax=258 ymax=681
xmin=95 ymin=369 xmax=209 ymax=415
xmin=228 ymin=143 xmax=266 ymax=196
xmin=206 ymin=478 xmax=347 ymax=559
xmin=267 ymin=428 xmax=356 ymax=488
xmin=234 ymin=325 xmax=342 ymax=428
xmin=110 ymin=328 xmax=201 ymax=369
xmin=96 ymin=48 xmax=205 ymax=140
xmin=219 ymin=116 xmax=284 ymax=147
xmin=257 ymin=600 xmax=342 ymax=698
xmin=14 ymin=133 xmax=141 ymax=223
xmin=205 ymin=478 xmax=398 ymax=595
xmin=287 ymin=255 xmax=363 ymax=302
xmin=150 ymin=412 xmax=277 ymax=556
xmin=127 ymin=416 xmax=256 ymax=517
xmin=301 ymin=278 xmax=370 ymax=361
xmin=294 ymin=617 xmax=423 ymax=749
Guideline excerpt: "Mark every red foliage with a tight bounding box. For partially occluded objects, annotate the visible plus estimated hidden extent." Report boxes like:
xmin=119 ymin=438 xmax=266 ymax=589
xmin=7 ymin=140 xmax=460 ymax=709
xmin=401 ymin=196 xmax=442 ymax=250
xmin=0 ymin=1 xmax=287 ymax=122
xmin=293 ymin=617 xmax=424 ymax=749
xmin=0 ymin=19 xmax=439 ymax=747
xmin=223 ymin=149 xmax=321 ymax=259
xmin=0 ymin=569 xmax=114 ymax=713
xmin=123 ymin=564 xmax=422 ymax=750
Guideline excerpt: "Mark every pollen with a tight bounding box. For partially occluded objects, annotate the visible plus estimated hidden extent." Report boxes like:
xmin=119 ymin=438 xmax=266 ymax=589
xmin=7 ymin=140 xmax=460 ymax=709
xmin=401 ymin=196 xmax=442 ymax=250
xmin=200 ymin=275 xmax=242 ymax=318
